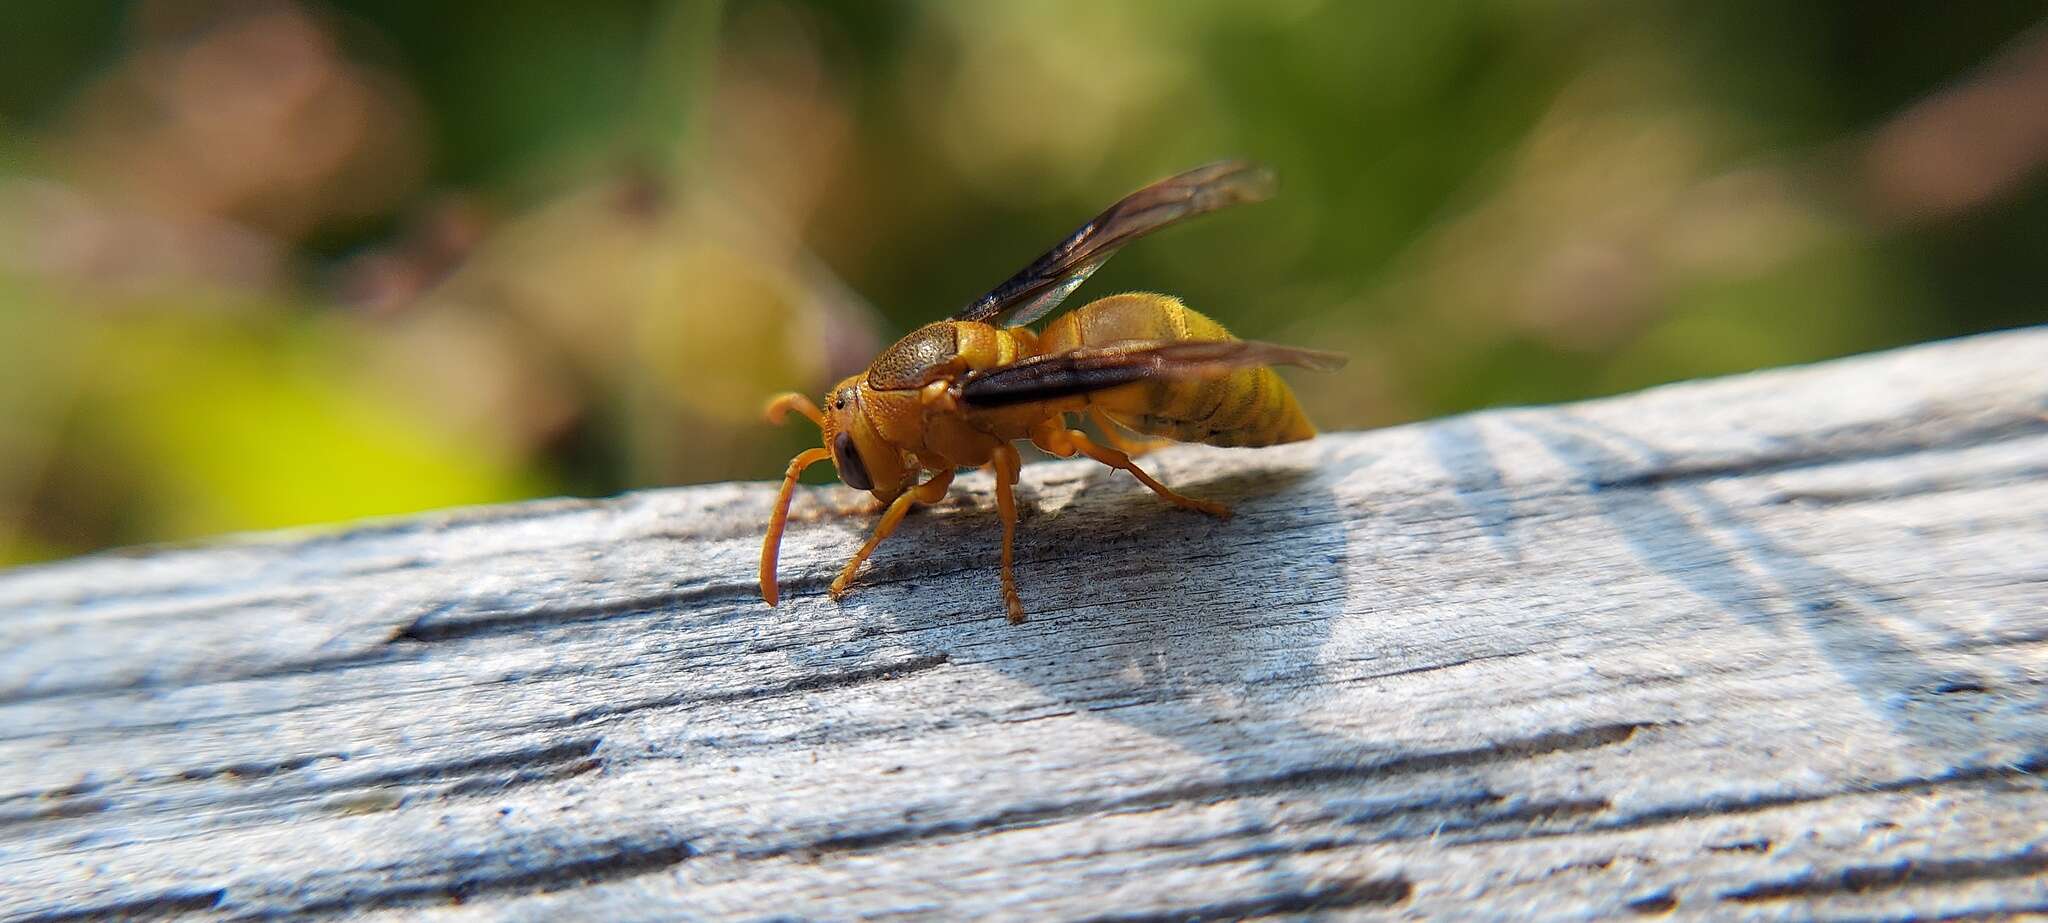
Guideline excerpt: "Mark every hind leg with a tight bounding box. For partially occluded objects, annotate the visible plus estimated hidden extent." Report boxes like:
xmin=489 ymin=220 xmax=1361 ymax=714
xmin=1088 ymin=409 xmax=1175 ymax=457
xmin=1031 ymin=424 xmax=1230 ymax=519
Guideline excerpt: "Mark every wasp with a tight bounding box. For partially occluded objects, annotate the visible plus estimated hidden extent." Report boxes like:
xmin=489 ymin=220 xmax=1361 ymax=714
xmin=760 ymin=161 xmax=1344 ymax=622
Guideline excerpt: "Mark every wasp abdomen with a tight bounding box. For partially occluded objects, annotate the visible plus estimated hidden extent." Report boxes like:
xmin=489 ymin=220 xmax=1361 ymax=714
xmin=1039 ymin=293 xmax=1316 ymax=447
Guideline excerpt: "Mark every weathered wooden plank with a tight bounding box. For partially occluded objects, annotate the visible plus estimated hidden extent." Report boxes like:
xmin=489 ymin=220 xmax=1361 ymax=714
xmin=2 ymin=327 xmax=2045 ymax=921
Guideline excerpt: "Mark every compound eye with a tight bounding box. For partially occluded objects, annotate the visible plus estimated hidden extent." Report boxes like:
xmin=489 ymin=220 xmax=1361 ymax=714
xmin=831 ymin=431 xmax=873 ymax=491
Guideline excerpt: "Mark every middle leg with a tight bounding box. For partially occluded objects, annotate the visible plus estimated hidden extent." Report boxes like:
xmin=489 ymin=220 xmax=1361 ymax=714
xmin=988 ymin=443 xmax=1026 ymax=623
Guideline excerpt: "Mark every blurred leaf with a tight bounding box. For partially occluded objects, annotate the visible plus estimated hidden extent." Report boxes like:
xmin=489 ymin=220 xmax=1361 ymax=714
xmin=77 ymin=309 xmax=541 ymax=541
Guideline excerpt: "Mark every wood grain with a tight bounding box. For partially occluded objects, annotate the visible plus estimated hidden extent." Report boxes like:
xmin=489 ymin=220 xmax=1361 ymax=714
xmin=2 ymin=328 xmax=2045 ymax=921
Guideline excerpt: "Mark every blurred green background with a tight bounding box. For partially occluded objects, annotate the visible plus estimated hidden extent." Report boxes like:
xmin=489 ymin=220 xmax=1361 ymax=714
xmin=2 ymin=0 xmax=2044 ymax=566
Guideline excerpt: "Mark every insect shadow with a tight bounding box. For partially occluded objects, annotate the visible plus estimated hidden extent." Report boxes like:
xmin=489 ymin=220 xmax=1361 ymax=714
xmin=869 ymin=455 xmax=1402 ymax=906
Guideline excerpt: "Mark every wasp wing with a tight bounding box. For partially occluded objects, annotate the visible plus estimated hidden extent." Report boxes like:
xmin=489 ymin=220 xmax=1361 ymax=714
xmin=958 ymin=339 xmax=1345 ymax=409
xmin=952 ymin=161 xmax=1277 ymax=328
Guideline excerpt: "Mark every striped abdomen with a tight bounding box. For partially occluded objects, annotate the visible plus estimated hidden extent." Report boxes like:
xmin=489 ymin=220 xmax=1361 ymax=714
xmin=1036 ymin=293 xmax=1316 ymax=447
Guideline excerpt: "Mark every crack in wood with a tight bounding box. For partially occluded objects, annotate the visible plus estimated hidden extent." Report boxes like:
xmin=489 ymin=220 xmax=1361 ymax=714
xmin=236 ymin=840 xmax=698 ymax=919
xmin=1343 ymin=649 xmax=1536 ymax=683
xmin=1584 ymin=414 xmax=2048 ymax=492
xmin=513 ymin=653 xmax=953 ymax=732
xmin=2 ymin=740 xmax=608 ymax=846
xmin=768 ymin=722 xmax=1650 ymax=857
xmin=1767 ymin=463 xmax=2048 ymax=507
xmin=1624 ymin=890 xmax=1678 ymax=914
xmin=1452 ymin=750 xmax=2048 ymax=845
xmin=1179 ymin=793 xmax=1616 ymax=868
xmin=1721 ymin=844 xmax=2048 ymax=902
xmin=387 ymin=582 xmax=759 ymax=644
xmin=0 ymin=795 xmax=111 ymax=830
xmin=1071 ymin=874 xmax=1413 ymax=921
xmin=236 ymin=737 xmax=602 ymax=799
xmin=174 ymin=752 xmax=347 ymax=784
xmin=9 ymin=888 xmax=227 ymax=923
xmin=0 ymin=647 xmax=414 ymax=707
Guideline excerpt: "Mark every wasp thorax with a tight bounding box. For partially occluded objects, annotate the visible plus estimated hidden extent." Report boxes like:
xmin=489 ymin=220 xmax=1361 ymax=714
xmin=865 ymin=323 xmax=960 ymax=390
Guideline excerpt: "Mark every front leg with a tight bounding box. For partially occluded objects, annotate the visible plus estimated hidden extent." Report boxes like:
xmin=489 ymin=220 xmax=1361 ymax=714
xmin=830 ymin=469 xmax=958 ymax=600
xmin=760 ymin=446 xmax=834 ymax=606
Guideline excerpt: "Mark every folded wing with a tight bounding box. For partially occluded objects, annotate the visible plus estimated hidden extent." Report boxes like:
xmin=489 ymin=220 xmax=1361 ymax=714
xmin=958 ymin=339 xmax=1346 ymax=409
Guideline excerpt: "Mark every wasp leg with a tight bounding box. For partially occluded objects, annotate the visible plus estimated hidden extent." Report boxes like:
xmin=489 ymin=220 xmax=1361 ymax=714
xmin=1034 ymin=426 xmax=1230 ymax=519
xmin=1088 ymin=409 xmax=1174 ymax=457
xmin=760 ymin=446 xmax=834 ymax=606
xmin=989 ymin=443 xmax=1026 ymax=623
xmin=830 ymin=469 xmax=958 ymax=600
xmin=764 ymin=392 xmax=825 ymax=427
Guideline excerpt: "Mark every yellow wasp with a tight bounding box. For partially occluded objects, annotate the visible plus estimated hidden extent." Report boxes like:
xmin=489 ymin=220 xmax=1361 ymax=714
xmin=761 ymin=161 xmax=1343 ymax=622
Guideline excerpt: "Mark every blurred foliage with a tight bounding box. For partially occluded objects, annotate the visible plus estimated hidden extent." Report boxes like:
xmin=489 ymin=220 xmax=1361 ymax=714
xmin=1 ymin=0 xmax=2044 ymax=566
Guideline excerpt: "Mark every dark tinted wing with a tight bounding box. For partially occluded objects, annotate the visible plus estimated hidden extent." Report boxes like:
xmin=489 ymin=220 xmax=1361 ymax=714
xmin=958 ymin=339 xmax=1345 ymax=408
xmin=952 ymin=161 xmax=1277 ymax=328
